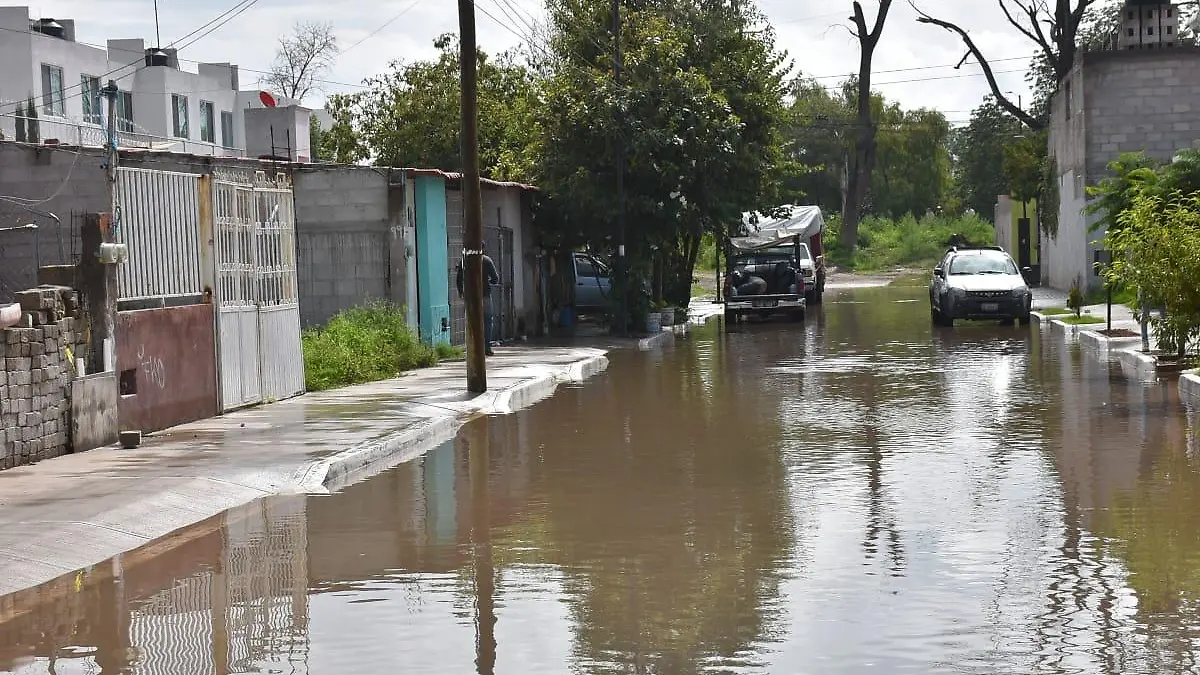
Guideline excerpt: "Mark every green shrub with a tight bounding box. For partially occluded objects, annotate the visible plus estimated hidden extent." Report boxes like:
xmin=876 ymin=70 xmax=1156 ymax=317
xmin=825 ymin=212 xmax=996 ymax=272
xmin=302 ymin=302 xmax=443 ymax=392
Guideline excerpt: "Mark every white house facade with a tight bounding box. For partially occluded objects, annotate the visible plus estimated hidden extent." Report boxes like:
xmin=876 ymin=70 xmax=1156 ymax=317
xmin=0 ymin=6 xmax=312 ymax=161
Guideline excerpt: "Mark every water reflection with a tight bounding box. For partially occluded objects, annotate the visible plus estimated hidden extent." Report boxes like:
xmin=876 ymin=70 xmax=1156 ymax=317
xmin=5 ymin=286 xmax=1200 ymax=673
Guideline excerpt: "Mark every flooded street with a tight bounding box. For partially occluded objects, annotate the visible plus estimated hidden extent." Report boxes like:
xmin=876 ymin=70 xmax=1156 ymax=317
xmin=5 ymin=283 xmax=1200 ymax=674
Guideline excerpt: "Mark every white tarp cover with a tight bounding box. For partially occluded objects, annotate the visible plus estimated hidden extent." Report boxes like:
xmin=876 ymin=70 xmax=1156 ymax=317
xmin=730 ymin=205 xmax=824 ymax=251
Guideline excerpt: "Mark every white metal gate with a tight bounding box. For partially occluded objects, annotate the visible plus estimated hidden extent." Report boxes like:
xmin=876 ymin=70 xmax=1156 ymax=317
xmin=213 ymin=169 xmax=304 ymax=411
xmin=115 ymin=167 xmax=204 ymax=301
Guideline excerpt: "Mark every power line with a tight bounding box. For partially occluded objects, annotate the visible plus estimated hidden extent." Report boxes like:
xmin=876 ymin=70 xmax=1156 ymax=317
xmin=176 ymin=0 xmax=262 ymax=52
xmin=806 ymin=55 xmax=1036 ymax=81
xmin=340 ymin=0 xmax=426 ymax=55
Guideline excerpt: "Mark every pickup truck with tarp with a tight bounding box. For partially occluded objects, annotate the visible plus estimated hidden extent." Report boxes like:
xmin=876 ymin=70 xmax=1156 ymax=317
xmin=722 ymin=205 xmax=826 ymax=324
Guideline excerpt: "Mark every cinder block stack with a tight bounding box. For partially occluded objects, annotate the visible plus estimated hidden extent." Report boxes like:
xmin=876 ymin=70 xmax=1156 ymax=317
xmin=1 ymin=285 xmax=86 ymax=470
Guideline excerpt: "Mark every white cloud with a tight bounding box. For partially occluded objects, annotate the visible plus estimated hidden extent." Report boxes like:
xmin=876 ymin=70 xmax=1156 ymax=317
xmin=29 ymin=0 xmax=1038 ymax=121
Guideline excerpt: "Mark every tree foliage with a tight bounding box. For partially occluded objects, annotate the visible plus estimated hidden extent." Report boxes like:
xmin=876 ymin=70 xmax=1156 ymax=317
xmin=265 ymin=21 xmax=339 ymax=102
xmin=1003 ymin=130 xmax=1047 ymax=204
xmin=950 ymin=97 xmax=1024 ymax=216
xmin=1104 ymin=192 xmax=1200 ymax=357
xmin=333 ymin=34 xmax=539 ymax=180
xmin=784 ymin=78 xmax=951 ymax=226
xmin=538 ymin=0 xmax=793 ymax=309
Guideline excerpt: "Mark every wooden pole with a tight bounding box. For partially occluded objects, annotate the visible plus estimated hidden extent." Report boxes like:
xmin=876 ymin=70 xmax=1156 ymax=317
xmin=459 ymin=0 xmax=487 ymax=393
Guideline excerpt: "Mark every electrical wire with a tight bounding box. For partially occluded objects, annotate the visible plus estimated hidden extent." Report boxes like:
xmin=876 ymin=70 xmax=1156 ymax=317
xmin=340 ymin=0 xmax=426 ymax=55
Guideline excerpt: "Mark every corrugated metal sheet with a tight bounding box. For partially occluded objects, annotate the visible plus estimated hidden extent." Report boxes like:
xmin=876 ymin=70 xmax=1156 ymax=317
xmin=115 ymin=167 xmax=203 ymax=301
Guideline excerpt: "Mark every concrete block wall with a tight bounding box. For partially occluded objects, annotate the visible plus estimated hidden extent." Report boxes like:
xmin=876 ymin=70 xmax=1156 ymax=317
xmin=1082 ymin=49 xmax=1200 ymax=178
xmin=1 ymin=286 xmax=86 ymax=471
xmin=293 ymin=167 xmax=393 ymax=327
xmin=0 ymin=143 xmax=107 ymax=301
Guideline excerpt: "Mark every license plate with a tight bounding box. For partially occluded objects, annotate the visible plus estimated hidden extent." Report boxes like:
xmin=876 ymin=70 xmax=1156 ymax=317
xmin=982 ymin=303 xmax=999 ymax=312
xmin=752 ymin=299 xmax=778 ymax=308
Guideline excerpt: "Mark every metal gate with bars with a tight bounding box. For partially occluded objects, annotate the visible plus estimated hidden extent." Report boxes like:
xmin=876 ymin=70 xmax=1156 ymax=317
xmin=445 ymin=189 xmax=515 ymax=346
xmin=116 ymin=168 xmax=204 ymax=301
xmin=212 ymin=169 xmax=304 ymax=411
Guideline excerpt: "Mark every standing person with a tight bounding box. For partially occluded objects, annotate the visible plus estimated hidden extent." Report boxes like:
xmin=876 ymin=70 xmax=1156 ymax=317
xmin=456 ymin=251 xmax=501 ymax=356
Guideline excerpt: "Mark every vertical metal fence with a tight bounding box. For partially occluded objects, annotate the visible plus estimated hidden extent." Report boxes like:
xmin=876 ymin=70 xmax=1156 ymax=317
xmin=115 ymin=167 xmax=204 ymax=301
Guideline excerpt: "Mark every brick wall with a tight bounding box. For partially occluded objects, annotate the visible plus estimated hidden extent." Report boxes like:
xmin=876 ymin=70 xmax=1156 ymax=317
xmin=1 ymin=286 xmax=85 ymax=470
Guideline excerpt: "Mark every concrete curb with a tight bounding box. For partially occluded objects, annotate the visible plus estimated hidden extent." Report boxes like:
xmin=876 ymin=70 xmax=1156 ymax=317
xmin=1079 ymin=327 xmax=1143 ymax=355
xmin=1117 ymin=347 xmax=1161 ymax=378
xmin=1181 ymin=371 xmax=1200 ymax=408
xmin=301 ymin=353 xmax=611 ymax=493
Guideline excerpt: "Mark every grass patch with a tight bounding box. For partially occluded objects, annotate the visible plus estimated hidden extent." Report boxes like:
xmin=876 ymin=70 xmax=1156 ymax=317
xmin=1059 ymin=314 xmax=1106 ymax=325
xmin=302 ymin=302 xmax=458 ymax=392
xmin=825 ymin=212 xmax=997 ymax=272
xmin=1039 ymin=307 xmax=1071 ymax=316
xmin=1084 ymin=285 xmax=1136 ymax=306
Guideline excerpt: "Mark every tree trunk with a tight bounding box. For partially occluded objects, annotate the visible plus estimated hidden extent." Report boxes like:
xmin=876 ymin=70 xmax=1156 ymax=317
xmin=841 ymin=0 xmax=891 ymax=252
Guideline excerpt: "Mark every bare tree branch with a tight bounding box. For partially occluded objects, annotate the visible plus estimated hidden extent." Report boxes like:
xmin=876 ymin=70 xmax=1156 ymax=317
xmin=265 ymin=22 xmax=339 ymax=102
xmin=912 ymin=2 xmax=1047 ymax=129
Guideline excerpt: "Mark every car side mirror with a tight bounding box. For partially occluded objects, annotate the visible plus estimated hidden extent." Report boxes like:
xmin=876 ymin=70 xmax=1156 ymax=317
xmin=1022 ymin=266 xmax=1032 ymax=274
xmin=934 ymin=268 xmax=944 ymax=278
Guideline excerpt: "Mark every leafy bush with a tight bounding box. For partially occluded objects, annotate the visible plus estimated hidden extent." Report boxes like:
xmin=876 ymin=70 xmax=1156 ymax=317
xmin=302 ymin=302 xmax=452 ymax=392
xmin=1104 ymin=192 xmax=1200 ymax=358
xmin=825 ymin=212 xmax=996 ymax=271
xmin=1067 ymin=279 xmax=1084 ymax=318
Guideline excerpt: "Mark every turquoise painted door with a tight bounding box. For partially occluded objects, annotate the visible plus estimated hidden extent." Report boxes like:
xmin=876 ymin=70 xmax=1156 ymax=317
xmin=415 ymin=176 xmax=452 ymax=345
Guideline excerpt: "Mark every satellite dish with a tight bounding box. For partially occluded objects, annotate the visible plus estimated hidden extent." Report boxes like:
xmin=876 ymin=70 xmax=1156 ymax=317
xmin=259 ymin=91 xmax=277 ymax=108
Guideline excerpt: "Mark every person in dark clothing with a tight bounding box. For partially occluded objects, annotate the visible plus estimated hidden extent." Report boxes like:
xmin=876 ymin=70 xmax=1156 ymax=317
xmin=456 ymin=253 xmax=501 ymax=355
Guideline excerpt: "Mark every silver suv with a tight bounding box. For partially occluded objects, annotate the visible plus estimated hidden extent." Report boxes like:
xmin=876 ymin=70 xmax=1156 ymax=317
xmin=929 ymin=247 xmax=1033 ymax=327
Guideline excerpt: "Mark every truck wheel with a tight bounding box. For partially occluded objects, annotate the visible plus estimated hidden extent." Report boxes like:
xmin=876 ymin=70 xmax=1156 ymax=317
xmin=724 ymin=309 xmax=737 ymax=325
xmin=790 ymin=309 xmax=806 ymax=322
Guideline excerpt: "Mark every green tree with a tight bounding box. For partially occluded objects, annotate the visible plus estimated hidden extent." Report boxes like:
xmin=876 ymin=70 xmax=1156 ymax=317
xmin=1104 ymin=191 xmax=1200 ymax=357
xmin=782 ymin=77 xmax=851 ymax=215
xmin=319 ymin=94 xmax=366 ymax=164
xmin=341 ymin=34 xmax=539 ymax=180
xmin=14 ymin=104 xmax=26 ymax=143
xmin=950 ymin=97 xmax=1024 ymax=216
xmin=539 ymin=0 xmax=793 ymax=309
xmin=871 ymin=106 xmax=951 ymax=219
xmin=1084 ymin=151 xmax=1160 ymax=234
xmin=1002 ymin=130 xmax=1047 ymax=205
xmin=25 ymin=97 xmax=39 ymax=144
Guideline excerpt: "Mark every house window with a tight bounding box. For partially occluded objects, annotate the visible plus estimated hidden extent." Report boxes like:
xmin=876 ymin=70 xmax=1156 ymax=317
xmin=1128 ymin=27 xmax=1135 ymax=36
xmin=1167 ymin=25 xmax=1174 ymax=35
xmin=1168 ymin=8 xmax=1173 ymax=17
xmin=199 ymin=100 xmax=215 ymax=143
xmin=116 ymin=91 xmax=134 ymax=132
xmin=80 ymin=75 xmax=101 ymax=124
xmin=1148 ymin=26 xmax=1155 ymax=35
xmin=171 ymin=94 xmax=189 ymax=138
xmin=220 ymin=110 xmax=234 ymax=148
xmin=40 ymin=64 xmax=64 ymax=116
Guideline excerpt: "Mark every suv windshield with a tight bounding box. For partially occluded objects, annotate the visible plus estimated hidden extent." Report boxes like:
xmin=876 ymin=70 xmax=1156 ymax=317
xmin=949 ymin=253 xmax=1017 ymax=276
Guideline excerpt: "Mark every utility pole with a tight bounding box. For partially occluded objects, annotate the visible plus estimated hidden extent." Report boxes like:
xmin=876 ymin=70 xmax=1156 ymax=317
xmin=612 ymin=0 xmax=628 ymax=336
xmin=459 ymin=0 xmax=487 ymax=393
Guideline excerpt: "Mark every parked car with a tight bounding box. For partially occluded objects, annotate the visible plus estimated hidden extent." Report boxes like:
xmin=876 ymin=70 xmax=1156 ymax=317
xmin=723 ymin=245 xmax=806 ymax=324
xmin=795 ymin=242 xmax=825 ymax=305
xmin=929 ymin=246 xmax=1034 ymax=327
xmin=573 ymin=252 xmax=612 ymax=311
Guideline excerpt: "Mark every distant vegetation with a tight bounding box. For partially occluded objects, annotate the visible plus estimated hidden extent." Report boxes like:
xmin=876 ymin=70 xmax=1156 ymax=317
xmin=825 ymin=212 xmax=996 ymax=272
xmin=302 ymin=302 xmax=462 ymax=392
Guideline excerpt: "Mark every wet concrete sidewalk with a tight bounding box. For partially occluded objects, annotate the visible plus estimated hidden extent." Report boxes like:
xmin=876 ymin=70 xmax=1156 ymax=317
xmin=0 ymin=343 xmax=610 ymax=596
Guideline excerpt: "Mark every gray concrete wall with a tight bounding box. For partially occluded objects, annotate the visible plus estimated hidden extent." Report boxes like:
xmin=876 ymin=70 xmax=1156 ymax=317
xmin=1081 ymin=48 xmax=1200 ymax=177
xmin=293 ymin=166 xmax=392 ymax=327
xmin=1043 ymin=48 xmax=1200 ymax=292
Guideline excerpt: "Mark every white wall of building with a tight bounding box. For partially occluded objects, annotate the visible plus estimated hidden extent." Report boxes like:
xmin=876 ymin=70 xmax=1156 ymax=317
xmin=0 ymin=6 xmax=310 ymax=161
xmin=994 ymin=195 xmax=1015 ymax=256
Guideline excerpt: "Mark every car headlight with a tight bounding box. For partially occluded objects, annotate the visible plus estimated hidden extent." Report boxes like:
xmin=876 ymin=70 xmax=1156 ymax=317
xmin=950 ymin=287 xmax=967 ymax=298
xmin=1011 ymin=286 xmax=1029 ymax=298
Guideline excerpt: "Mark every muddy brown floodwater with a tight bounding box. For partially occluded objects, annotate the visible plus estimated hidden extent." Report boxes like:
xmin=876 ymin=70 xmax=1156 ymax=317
xmin=4 ymin=283 xmax=1200 ymax=674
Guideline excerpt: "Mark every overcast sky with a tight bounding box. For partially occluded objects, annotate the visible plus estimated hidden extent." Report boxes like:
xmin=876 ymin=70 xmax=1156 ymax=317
xmin=35 ymin=0 xmax=1037 ymax=124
